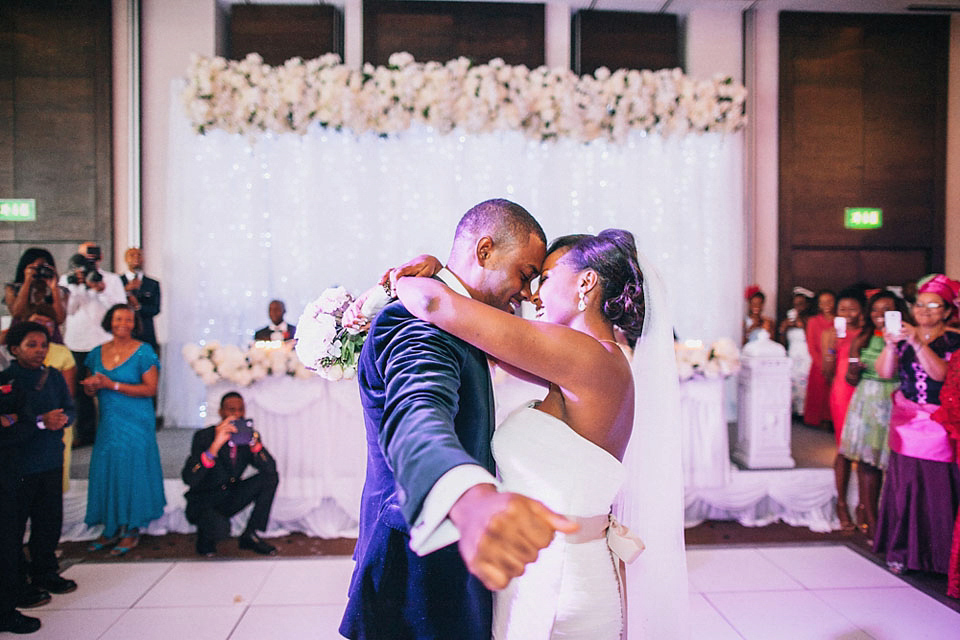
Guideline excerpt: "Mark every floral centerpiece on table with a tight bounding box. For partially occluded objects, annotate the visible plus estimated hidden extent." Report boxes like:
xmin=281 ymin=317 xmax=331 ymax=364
xmin=294 ymin=286 xmax=368 ymax=381
xmin=182 ymin=340 xmax=313 ymax=387
xmin=675 ymin=337 xmax=740 ymax=382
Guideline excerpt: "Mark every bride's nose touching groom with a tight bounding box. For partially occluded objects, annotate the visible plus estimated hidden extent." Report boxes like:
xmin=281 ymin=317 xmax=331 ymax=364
xmin=340 ymin=198 xmax=651 ymax=640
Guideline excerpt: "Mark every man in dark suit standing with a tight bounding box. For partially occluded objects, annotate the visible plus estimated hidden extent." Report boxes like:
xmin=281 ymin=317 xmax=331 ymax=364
xmin=181 ymin=392 xmax=279 ymax=557
xmin=254 ymin=300 xmax=296 ymax=342
xmin=340 ymin=199 xmax=575 ymax=640
xmin=121 ymin=248 xmax=161 ymax=353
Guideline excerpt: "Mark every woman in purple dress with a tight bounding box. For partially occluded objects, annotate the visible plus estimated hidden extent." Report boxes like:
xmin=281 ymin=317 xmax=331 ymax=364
xmin=874 ymin=274 xmax=960 ymax=575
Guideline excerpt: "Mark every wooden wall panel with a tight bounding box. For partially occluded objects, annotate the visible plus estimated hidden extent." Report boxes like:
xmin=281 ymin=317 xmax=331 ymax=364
xmin=777 ymin=12 xmax=948 ymax=314
xmin=229 ymin=4 xmax=342 ymax=66
xmin=572 ymin=11 xmax=679 ymax=75
xmin=0 ymin=0 xmax=113 ymax=266
xmin=363 ymin=1 xmax=545 ymax=68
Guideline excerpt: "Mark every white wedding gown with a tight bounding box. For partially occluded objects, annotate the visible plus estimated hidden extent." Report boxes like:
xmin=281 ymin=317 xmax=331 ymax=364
xmin=492 ymin=402 xmax=625 ymax=640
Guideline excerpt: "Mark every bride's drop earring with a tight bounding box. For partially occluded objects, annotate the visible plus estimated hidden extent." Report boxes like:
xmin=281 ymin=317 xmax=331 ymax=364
xmin=578 ymin=290 xmax=586 ymax=312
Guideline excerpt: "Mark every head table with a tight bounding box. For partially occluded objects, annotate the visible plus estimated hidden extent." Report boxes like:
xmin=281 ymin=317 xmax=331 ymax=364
xmin=59 ymin=370 xmax=834 ymax=541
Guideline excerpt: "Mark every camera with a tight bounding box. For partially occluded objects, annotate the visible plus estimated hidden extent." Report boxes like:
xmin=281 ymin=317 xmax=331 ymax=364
xmin=35 ymin=263 xmax=56 ymax=281
xmin=229 ymin=418 xmax=255 ymax=446
xmin=66 ymin=253 xmax=103 ymax=286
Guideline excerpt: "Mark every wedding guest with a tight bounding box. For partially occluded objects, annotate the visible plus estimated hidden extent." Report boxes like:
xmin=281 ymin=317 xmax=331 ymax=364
xmin=824 ymin=288 xmax=865 ymax=531
xmin=840 ymin=291 xmax=907 ymax=537
xmin=4 ymin=248 xmax=67 ymax=341
xmin=120 ymin=248 xmax=161 ymax=353
xmin=743 ymin=285 xmax=774 ymax=344
xmin=2 ymin=322 xmax=77 ymax=605
xmin=931 ymin=338 xmax=960 ymax=598
xmin=874 ymin=274 xmax=960 ymax=575
xmin=779 ymin=286 xmax=813 ymax=415
xmin=803 ymin=289 xmax=836 ymax=429
xmin=59 ymin=243 xmax=126 ymax=446
xmin=181 ymin=392 xmax=278 ymax=557
xmin=0 ymin=369 xmax=42 ymax=634
xmin=254 ymin=300 xmax=296 ymax=341
xmin=26 ymin=306 xmax=76 ymax=492
xmin=81 ymin=304 xmax=164 ymax=557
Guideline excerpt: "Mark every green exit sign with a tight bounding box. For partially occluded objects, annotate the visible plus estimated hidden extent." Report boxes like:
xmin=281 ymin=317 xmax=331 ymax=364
xmin=0 ymin=199 xmax=36 ymax=221
xmin=844 ymin=207 xmax=882 ymax=229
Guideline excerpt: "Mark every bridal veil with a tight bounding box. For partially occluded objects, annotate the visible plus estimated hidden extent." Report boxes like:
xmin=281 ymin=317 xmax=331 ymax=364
xmin=613 ymin=251 xmax=691 ymax=639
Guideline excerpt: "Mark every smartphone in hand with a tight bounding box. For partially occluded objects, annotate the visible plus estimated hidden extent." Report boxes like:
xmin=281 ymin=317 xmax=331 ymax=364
xmin=229 ymin=418 xmax=255 ymax=446
xmin=884 ymin=310 xmax=902 ymax=335
xmin=834 ymin=316 xmax=847 ymax=338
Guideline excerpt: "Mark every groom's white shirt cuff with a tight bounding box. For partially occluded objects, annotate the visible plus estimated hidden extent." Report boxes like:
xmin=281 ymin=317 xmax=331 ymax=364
xmin=409 ymin=268 xmax=500 ymax=556
xmin=410 ymin=465 xmax=499 ymax=555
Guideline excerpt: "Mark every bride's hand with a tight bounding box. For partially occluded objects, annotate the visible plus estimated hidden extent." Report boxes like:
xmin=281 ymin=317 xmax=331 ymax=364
xmin=343 ymin=255 xmax=443 ymax=332
xmin=341 ymin=285 xmax=385 ymax=333
xmin=380 ymin=254 xmax=443 ymax=297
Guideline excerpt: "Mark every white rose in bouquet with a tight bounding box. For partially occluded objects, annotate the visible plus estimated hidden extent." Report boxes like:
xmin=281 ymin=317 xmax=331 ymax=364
xmin=316 ymin=286 xmax=350 ymax=315
xmin=677 ymin=361 xmax=695 ymax=381
xmin=294 ymin=311 xmax=338 ymax=371
xmin=322 ymin=363 xmax=344 ymax=381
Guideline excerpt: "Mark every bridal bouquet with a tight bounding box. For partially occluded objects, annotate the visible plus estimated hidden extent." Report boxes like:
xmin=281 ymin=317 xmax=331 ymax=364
xmin=675 ymin=337 xmax=740 ymax=381
xmin=182 ymin=340 xmax=312 ymax=386
xmin=294 ymin=286 xmax=367 ymax=381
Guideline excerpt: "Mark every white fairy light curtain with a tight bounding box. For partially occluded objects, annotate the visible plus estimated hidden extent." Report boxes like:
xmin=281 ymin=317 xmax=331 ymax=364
xmin=162 ymin=53 xmax=746 ymax=426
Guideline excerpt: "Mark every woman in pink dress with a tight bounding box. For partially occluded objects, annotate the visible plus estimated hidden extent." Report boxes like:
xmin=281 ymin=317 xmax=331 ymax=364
xmin=931 ymin=325 xmax=960 ymax=598
xmin=804 ymin=290 xmax=836 ymax=428
xmin=823 ymin=289 xmax=865 ymax=530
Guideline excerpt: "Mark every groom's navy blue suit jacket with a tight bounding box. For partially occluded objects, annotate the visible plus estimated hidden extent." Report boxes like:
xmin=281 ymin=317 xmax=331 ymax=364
xmin=340 ymin=298 xmax=495 ymax=640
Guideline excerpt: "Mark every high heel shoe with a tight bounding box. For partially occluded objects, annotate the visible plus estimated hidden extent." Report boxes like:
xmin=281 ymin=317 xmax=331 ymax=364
xmin=87 ymin=534 xmax=120 ymax=552
xmin=855 ymin=504 xmax=869 ymax=534
xmin=109 ymin=532 xmax=140 ymax=557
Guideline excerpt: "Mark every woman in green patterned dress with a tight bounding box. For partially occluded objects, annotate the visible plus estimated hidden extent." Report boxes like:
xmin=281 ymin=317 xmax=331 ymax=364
xmin=840 ymin=291 xmax=910 ymax=538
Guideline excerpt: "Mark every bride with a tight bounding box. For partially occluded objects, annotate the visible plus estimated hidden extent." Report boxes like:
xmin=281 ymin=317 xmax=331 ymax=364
xmin=376 ymin=229 xmax=689 ymax=639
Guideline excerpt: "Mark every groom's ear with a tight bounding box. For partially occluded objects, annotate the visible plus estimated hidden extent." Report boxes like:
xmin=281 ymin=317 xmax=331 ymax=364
xmin=475 ymin=236 xmax=495 ymax=265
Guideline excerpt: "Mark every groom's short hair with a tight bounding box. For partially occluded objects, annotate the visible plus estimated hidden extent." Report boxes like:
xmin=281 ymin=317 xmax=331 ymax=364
xmin=453 ymin=199 xmax=546 ymax=250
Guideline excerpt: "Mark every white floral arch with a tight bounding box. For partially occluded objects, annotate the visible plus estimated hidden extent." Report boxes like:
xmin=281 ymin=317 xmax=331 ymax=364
xmin=162 ymin=54 xmax=745 ymax=426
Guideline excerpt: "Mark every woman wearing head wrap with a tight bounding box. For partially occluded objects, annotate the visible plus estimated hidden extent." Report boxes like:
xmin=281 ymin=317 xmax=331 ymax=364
xmin=874 ymin=274 xmax=960 ymax=575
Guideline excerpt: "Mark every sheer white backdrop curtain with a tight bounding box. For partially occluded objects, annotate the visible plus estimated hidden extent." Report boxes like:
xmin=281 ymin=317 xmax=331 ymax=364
xmin=162 ymin=87 xmax=744 ymax=426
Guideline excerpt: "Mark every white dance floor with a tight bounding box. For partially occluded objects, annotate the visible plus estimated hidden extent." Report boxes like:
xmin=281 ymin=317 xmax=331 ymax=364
xmin=20 ymin=544 xmax=960 ymax=640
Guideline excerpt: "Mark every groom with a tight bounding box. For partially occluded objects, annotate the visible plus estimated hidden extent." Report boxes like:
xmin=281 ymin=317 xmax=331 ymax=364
xmin=340 ymin=199 xmax=576 ymax=639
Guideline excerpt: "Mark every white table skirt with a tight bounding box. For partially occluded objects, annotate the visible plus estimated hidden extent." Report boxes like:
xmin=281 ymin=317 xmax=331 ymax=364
xmin=205 ymin=376 xmax=367 ymax=526
xmin=679 ymin=377 xmax=732 ymax=489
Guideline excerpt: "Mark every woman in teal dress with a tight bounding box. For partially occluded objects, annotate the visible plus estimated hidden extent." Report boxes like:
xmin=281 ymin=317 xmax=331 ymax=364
xmin=840 ymin=291 xmax=909 ymax=538
xmin=81 ymin=303 xmax=165 ymax=556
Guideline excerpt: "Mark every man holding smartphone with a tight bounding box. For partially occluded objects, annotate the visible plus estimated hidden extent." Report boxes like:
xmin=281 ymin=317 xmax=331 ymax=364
xmin=181 ymin=392 xmax=279 ymax=557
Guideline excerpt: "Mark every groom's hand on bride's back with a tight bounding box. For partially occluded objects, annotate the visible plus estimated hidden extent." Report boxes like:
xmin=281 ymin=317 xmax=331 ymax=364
xmin=449 ymin=484 xmax=578 ymax=591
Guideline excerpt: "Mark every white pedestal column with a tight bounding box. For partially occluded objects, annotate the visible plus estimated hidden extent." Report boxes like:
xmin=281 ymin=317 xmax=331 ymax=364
xmin=734 ymin=341 xmax=795 ymax=469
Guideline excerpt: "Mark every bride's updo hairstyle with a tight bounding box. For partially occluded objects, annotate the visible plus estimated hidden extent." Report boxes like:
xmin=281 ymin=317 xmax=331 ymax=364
xmin=548 ymin=229 xmax=646 ymax=340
